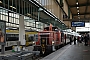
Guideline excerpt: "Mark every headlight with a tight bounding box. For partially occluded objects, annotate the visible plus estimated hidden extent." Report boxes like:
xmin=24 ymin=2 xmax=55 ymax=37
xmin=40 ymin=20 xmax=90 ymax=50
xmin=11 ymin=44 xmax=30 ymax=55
xmin=33 ymin=41 xmax=35 ymax=45
xmin=52 ymin=41 xmax=54 ymax=44
xmin=52 ymin=41 xmax=55 ymax=45
xmin=33 ymin=41 xmax=35 ymax=44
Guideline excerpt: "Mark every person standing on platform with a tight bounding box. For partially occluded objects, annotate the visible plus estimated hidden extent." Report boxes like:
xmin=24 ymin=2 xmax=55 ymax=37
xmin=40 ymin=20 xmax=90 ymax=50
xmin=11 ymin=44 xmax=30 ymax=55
xmin=74 ymin=36 xmax=76 ymax=45
xmin=69 ymin=36 xmax=72 ymax=45
xmin=88 ymin=33 xmax=90 ymax=46
xmin=77 ymin=36 xmax=80 ymax=46
xmin=81 ymin=35 xmax=84 ymax=42
xmin=84 ymin=33 xmax=88 ymax=46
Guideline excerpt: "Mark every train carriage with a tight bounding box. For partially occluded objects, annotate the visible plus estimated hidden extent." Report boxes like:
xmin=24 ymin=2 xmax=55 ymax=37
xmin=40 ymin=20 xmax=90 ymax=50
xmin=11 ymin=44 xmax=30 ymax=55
xmin=0 ymin=29 xmax=38 ymax=51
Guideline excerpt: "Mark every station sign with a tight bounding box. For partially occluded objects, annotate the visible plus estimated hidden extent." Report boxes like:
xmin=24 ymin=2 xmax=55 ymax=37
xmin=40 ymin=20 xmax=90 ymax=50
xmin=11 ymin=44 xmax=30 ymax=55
xmin=71 ymin=21 xmax=85 ymax=27
xmin=76 ymin=27 xmax=90 ymax=32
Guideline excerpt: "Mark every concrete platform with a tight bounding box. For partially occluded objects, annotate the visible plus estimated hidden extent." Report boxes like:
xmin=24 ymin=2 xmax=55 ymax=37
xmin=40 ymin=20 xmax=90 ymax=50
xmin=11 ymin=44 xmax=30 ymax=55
xmin=40 ymin=42 xmax=90 ymax=60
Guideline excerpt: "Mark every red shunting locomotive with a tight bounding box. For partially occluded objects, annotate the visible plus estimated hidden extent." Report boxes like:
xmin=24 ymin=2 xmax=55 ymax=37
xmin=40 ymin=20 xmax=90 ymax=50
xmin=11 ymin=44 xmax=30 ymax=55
xmin=34 ymin=24 xmax=64 ymax=54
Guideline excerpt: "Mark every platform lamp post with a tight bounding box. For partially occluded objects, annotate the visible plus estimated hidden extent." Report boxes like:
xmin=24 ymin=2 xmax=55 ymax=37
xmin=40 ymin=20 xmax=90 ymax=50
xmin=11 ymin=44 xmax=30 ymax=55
xmin=38 ymin=8 xmax=43 ymax=21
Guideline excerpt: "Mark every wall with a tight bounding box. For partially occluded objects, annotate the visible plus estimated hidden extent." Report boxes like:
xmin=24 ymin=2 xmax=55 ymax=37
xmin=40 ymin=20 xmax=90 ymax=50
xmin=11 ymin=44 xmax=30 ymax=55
xmin=63 ymin=0 xmax=68 ymax=16
xmin=36 ymin=0 xmax=64 ymax=21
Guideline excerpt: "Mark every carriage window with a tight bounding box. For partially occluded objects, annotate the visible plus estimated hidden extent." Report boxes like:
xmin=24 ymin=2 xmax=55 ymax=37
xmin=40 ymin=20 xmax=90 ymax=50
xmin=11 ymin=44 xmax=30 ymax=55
xmin=35 ymin=34 xmax=38 ymax=41
xmin=28 ymin=36 xmax=34 ymax=42
xmin=6 ymin=34 xmax=19 ymax=41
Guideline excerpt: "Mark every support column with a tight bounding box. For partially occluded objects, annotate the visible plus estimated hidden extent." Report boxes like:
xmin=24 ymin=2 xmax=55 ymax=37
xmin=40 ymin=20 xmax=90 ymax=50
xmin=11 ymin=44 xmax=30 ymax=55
xmin=19 ymin=15 xmax=25 ymax=46
xmin=68 ymin=7 xmax=70 ymax=19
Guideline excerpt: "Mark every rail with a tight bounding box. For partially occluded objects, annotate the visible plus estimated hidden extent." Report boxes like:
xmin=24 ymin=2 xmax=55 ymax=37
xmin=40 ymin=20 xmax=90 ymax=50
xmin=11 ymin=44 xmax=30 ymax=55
xmin=0 ymin=51 xmax=40 ymax=60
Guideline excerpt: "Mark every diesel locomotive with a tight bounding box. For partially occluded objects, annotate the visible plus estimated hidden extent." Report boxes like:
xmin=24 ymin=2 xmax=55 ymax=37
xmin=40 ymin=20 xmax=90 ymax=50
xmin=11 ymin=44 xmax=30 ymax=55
xmin=33 ymin=24 xmax=68 ymax=54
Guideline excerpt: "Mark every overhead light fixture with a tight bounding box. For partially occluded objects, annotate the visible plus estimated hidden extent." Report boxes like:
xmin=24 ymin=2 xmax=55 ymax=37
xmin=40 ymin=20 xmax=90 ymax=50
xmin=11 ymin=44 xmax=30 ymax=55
xmin=38 ymin=8 xmax=43 ymax=11
xmin=27 ymin=13 xmax=31 ymax=16
xmin=10 ymin=6 xmax=16 ymax=9
xmin=78 ymin=13 xmax=79 ymax=14
xmin=55 ymin=19 xmax=57 ymax=21
xmin=0 ymin=1 xmax=2 ymax=3
xmin=77 ymin=7 xmax=79 ymax=9
xmin=13 ymin=7 xmax=16 ymax=9
xmin=10 ymin=6 xmax=13 ymax=8
xmin=62 ymin=24 xmax=64 ymax=25
xmin=76 ymin=2 xmax=78 ymax=5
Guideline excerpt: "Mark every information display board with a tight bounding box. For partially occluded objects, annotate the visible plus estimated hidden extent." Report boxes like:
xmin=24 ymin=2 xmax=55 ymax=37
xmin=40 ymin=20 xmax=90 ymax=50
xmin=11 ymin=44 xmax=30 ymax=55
xmin=71 ymin=21 xmax=85 ymax=27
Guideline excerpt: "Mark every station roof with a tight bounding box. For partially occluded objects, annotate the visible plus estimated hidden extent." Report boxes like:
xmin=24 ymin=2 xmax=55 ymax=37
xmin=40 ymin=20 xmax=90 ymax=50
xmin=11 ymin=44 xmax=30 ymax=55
xmin=0 ymin=0 xmax=67 ymax=30
xmin=65 ymin=0 xmax=90 ymax=22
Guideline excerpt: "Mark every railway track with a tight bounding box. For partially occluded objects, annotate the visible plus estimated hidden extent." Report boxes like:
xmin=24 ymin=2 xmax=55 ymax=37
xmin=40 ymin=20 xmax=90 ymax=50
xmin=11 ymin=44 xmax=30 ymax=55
xmin=34 ymin=42 xmax=71 ymax=60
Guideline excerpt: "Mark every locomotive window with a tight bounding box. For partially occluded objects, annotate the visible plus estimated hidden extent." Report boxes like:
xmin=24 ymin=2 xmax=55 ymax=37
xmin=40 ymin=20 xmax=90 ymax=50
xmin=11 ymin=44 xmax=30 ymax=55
xmin=61 ymin=33 xmax=64 ymax=42
xmin=55 ymin=29 xmax=58 ymax=32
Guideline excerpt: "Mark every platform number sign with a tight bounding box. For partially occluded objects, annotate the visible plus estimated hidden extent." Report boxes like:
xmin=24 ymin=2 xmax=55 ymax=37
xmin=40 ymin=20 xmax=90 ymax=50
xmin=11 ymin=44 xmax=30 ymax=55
xmin=71 ymin=21 xmax=85 ymax=27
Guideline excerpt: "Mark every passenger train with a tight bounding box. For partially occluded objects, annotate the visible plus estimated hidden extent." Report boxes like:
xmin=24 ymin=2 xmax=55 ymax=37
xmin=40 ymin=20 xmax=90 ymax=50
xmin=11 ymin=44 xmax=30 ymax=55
xmin=33 ymin=24 xmax=72 ymax=55
xmin=0 ymin=29 xmax=38 ymax=51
